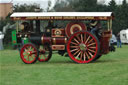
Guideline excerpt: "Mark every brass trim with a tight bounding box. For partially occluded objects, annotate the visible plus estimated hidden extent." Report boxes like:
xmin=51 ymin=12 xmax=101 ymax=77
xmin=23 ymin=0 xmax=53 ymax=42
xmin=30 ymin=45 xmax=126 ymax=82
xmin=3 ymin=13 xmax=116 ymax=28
xmin=107 ymin=20 xmax=110 ymax=30
xmin=53 ymin=38 xmax=56 ymax=44
xmin=52 ymin=45 xmax=65 ymax=50
xmin=110 ymin=18 xmax=112 ymax=29
xmin=41 ymin=37 xmax=44 ymax=44
xmin=65 ymin=38 xmax=67 ymax=44
xmin=70 ymin=24 xmax=82 ymax=34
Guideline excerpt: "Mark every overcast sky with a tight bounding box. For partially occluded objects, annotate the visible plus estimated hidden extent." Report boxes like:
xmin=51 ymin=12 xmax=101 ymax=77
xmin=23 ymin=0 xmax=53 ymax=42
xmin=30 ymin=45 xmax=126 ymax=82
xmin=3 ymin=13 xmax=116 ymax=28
xmin=0 ymin=0 xmax=128 ymax=10
xmin=0 ymin=0 xmax=56 ymax=10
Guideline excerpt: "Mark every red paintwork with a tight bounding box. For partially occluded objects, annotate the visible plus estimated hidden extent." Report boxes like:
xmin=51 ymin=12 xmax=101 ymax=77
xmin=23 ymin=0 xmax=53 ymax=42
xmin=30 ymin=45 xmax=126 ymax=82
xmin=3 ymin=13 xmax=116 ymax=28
xmin=52 ymin=37 xmax=67 ymax=45
xmin=52 ymin=45 xmax=65 ymax=50
xmin=65 ymin=22 xmax=87 ymax=38
xmin=100 ymin=30 xmax=112 ymax=54
xmin=20 ymin=44 xmax=38 ymax=64
xmin=100 ymin=37 xmax=110 ymax=54
xmin=41 ymin=35 xmax=67 ymax=45
xmin=52 ymin=29 xmax=65 ymax=37
xmin=41 ymin=37 xmax=51 ymax=44
xmin=67 ymin=31 xmax=99 ymax=63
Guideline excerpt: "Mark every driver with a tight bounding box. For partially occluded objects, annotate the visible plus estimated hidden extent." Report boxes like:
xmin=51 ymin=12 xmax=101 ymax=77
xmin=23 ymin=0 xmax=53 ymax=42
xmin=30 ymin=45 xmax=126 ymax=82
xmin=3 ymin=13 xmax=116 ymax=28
xmin=90 ymin=20 xmax=101 ymax=34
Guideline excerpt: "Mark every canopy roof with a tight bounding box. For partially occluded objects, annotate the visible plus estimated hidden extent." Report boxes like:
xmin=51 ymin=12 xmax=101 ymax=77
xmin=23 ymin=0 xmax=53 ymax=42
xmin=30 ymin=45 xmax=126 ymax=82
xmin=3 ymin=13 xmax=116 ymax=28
xmin=11 ymin=12 xmax=114 ymax=20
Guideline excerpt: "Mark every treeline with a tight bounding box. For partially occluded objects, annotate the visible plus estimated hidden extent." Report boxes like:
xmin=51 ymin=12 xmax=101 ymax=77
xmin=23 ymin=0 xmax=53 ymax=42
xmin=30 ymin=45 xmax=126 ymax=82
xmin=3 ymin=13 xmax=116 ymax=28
xmin=53 ymin=0 xmax=128 ymax=34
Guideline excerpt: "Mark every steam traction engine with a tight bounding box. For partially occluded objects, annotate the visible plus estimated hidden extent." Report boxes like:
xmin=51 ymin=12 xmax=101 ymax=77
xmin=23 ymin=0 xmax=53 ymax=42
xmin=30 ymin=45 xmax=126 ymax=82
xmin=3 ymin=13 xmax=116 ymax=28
xmin=11 ymin=12 xmax=114 ymax=64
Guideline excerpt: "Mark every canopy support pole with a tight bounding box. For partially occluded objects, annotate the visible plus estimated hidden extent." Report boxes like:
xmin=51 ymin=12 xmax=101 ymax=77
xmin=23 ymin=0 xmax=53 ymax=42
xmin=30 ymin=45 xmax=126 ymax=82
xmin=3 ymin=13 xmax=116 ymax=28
xmin=36 ymin=20 xmax=40 ymax=33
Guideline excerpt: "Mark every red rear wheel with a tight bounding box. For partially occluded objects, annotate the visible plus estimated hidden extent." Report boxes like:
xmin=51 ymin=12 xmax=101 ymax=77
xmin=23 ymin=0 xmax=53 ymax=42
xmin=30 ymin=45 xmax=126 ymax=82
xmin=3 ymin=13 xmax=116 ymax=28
xmin=67 ymin=31 xmax=100 ymax=63
xmin=38 ymin=45 xmax=52 ymax=62
xmin=20 ymin=43 xmax=38 ymax=64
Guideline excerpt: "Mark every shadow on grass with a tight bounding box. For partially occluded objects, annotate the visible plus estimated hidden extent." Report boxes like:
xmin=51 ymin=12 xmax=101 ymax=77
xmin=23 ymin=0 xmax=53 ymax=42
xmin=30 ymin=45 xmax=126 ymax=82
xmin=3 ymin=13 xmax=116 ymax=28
xmin=36 ymin=60 xmax=75 ymax=65
xmin=18 ymin=57 xmax=119 ymax=65
xmin=94 ymin=59 xmax=118 ymax=63
xmin=35 ymin=59 xmax=118 ymax=65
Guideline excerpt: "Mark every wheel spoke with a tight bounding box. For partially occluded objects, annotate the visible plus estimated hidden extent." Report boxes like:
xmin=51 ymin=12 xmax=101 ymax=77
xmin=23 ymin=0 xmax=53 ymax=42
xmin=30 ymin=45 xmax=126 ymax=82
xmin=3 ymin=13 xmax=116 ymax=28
xmin=83 ymin=52 xmax=86 ymax=61
xmin=29 ymin=46 xmax=32 ymax=51
xmin=81 ymin=34 xmax=83 ymax=43
xmin=76 ymin=35 xmax=81 ymax=42
xmin=87 ymin=38 xmax=94 ymax=44
xmin=31 ymin=48 xmax=34 ymax=51
xmin=88 ymin=46 xmax=96 ymax=49
xmin=23 ymin=52 xmax=28 ymax=56
xmin=74 ymin=38 xmax=80 ymax=44
xmin=43 ymin=54 xmax=46 ymax=59
xmin=31 ymin=51 xmax=37 ymax=54
xmin=85 ymin=36 xmax=90 ymax=44
xmin=73 ymin=49 xmax=80 ymax=56
xmin=84 ymin=33 xmax=86 ymax=43
xmin=87 ymin=42 xmax=96 ymax=47
xmin=25 ymin=48 xmax=28 ymax=52
xmin=70 ymin=46 xmax=79 ymax=48
xmin=30 ymin=55 xmax=35 ymax=59
xmin=88 ymin=48 xmax=96 ymax=53
xmin=70 ymin=48 xmax=79 ymax=52
xmin=27 ymin=55 xmax=29 ymax=61
xmin=85 ymin=52 xmax=90 ymax=59
xmin=88 ymin=51 xmax=93 ymax=58
xmin=75 ymin=52 xmax=81 ymax=59
xmin=80 ymin=52 xmax=83 ymax=60
xmin=70 ymin=42 xmax=78 ymax=45
xmin=24 ymin=53 xmax=29 ymax=57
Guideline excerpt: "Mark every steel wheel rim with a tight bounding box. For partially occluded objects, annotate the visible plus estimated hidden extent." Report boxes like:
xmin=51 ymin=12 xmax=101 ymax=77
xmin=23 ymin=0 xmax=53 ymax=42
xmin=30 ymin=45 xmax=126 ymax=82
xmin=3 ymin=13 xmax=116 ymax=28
xmin=38 ymin=46 xmax=50 ymax=62
xmin=20 ymin=44 xmax=38 ymax=64
xmin=67 ymin=31 xmax=99 ymax=63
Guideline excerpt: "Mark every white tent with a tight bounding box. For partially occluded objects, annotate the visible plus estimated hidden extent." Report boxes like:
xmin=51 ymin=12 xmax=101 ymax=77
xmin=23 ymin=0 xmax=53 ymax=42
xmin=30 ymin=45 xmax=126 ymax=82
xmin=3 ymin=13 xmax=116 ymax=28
xmin=0 ymin=31 xmax=4 ymax=50
xmin=120 ymin=29 xmax=128 ymax=44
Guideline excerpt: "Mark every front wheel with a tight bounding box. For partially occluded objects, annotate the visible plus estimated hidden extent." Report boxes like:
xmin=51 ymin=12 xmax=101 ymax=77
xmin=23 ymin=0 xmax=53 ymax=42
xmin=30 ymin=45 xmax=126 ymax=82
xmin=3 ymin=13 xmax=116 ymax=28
xmin=20 ymin=43 xmax=39 ymax=64
xmin=67 ymin=31 xmax=100 ymax=63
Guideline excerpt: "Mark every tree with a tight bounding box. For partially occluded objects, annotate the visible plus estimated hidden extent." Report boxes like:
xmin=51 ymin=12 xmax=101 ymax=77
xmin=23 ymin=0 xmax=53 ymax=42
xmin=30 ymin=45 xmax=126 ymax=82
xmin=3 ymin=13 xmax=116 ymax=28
xmin=47 ymin=0 xmax=52 ymax=11
xmin=96 ymin=4 xmax=108 ymax=12
xmin=108 ymin=0 xmax=117 ymax=11
xmin=13 ymin=3 xmax=43 ymax=12
xmin=120 ymin=0 xmax=128 ymax=29
xmin=71 ymin=0 xmax=97 ymax=12
xmin=113 ymin=0 xmax=128 ymax=34
xmin=52 ymin=0 xmax=74 ymax=12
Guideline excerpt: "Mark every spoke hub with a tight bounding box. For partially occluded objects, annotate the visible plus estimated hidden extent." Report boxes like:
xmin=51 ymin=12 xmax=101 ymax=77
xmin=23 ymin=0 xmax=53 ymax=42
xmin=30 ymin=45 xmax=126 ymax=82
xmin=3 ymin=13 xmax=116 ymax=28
xmin=28 ymin=51 xmax=32 ymax=56
xmin=79 ymin=43 xmax=86 ymax=51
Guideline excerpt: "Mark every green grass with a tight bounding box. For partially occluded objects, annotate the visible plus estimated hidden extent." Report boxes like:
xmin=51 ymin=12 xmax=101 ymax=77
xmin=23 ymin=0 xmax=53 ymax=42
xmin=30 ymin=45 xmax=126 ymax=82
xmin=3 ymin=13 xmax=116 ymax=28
xmin=0 ymin=45 xmax=128 ymax=85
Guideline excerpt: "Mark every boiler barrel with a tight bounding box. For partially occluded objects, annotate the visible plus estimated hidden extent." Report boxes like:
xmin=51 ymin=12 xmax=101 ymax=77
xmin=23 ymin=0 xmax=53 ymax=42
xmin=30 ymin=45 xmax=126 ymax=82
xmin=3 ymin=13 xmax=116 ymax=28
xmin=52 ymin=37 xmax=67 ymax=45
xmin=29 ymin=35 xmax=42 ymax=45
xmin=29 ymin=35 xmax=51 ymax=45
xmin=29 ymin=35 xmax=67 ymax=45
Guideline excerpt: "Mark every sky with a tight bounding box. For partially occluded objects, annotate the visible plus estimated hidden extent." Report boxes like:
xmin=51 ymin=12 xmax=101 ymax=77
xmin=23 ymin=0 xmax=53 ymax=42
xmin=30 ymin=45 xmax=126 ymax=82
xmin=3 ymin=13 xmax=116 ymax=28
xmin=97 ymin=0 xmax=128 ymax=4
xmin=0 ymin=0 xmax=128 ymax=10
xmin=0 ymin=0 xmax=56 ymax=10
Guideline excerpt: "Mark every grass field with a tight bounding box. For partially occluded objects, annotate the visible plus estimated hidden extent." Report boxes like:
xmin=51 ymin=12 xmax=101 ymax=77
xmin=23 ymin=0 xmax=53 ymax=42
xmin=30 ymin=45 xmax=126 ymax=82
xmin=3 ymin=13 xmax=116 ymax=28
xmin=0 ymin=45 xmax=128 ymax=85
